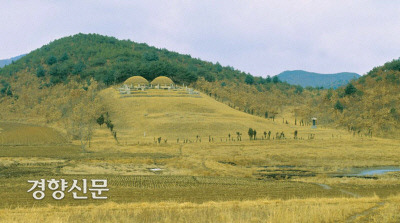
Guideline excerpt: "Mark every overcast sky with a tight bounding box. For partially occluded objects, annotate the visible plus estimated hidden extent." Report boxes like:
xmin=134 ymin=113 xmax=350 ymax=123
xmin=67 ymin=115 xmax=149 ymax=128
xmin=1 ymin=1 xmax=400 ymax=76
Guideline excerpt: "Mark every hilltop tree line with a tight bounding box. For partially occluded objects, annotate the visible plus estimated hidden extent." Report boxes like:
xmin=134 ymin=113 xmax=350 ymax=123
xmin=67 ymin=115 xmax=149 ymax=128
xmin=0 ymin=33 xmax=250 ymax=87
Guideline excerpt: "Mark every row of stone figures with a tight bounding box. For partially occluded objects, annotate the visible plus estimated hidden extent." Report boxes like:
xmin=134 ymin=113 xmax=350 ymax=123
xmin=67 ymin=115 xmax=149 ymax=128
xmin=151 ymin=131 xmax=318 ymax=144
xmin=119 ymin=85 xmax=199 ymax=95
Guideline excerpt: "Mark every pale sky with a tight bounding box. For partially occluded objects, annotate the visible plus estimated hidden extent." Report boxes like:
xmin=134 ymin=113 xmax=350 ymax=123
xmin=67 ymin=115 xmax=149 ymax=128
xmin=1 ymin=0 xmax=400 ymax=76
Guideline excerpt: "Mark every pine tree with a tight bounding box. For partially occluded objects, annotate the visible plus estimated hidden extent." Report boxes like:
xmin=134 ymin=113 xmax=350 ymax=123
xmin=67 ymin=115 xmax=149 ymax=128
xmin=248 ymin=128 xmax=254 ymax=140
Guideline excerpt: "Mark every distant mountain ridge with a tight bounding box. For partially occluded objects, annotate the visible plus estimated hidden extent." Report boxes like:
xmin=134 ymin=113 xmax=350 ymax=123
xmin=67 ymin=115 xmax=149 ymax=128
xmin=277 ymin=70 xmax=360 ymax=89
xmin=0 ymin=54 xmax=26 ymax=68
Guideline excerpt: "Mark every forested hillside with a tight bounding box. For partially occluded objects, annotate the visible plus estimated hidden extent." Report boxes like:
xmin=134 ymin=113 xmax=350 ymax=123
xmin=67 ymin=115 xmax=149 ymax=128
xmin=196 ymin=60 xmax=400 ymax=138
xmin=0 ymin=33 xmax=294 ymax=142
xmin=0 ymin=33 xmax=249 ymax=86
xmin=0 ymin=33 xmax=299 ymax=120
xmin=0 ymin=33 xmax=399 ymax=138
xmin=301 ymin=59 xmax=400 ymax=137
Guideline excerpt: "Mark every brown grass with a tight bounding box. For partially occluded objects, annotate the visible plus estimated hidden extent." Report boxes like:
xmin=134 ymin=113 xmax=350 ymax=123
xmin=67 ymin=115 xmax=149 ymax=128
xmin=0 ymin=122 xmax=67 ymax=145
xmin=0 ymin=197 xmax=381 ymax=223
xmin=96 ymin=88 xmax=345 ymax=146
xmin=1 ymin=87 xmax=400 ymax=221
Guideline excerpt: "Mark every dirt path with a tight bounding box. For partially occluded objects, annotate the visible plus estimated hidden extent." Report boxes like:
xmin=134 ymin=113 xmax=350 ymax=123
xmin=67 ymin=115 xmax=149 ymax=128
xmin=314 ymin=183 xmax=332 ymax=190
xmin=312 ymin=182 xmax=361 ymax=198
xmin=339 ymin=189 xmax=362 ymax=198
xmin=311 ymin=182 xmax=386 ymax=222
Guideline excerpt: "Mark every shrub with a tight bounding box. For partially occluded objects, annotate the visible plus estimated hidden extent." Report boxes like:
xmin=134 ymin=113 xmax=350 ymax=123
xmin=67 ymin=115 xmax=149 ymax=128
xmin=334 ymin=100 xmax=344 ymax=112
xmin=344 ymin=83 xmax=357 ymax=95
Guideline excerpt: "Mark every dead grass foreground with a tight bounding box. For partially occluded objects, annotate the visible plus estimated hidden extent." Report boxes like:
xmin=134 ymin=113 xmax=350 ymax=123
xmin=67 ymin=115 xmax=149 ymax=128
xmin=0 ymin=196 xmax=383 ymax=223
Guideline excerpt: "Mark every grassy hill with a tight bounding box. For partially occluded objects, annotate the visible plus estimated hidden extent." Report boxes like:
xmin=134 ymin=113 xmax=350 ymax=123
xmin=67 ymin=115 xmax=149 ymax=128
xmin=0 ymin=33 xmax=304 ymax=138
xmin=0 ymin=122 xmax=66 ymax=145
xmin=0 ymin=34 xmax=293 ymax=118
xmin=277 ymin=70 xmax=360 ymax=89
xmin=95 ymin=87 xmax=335 ymax=146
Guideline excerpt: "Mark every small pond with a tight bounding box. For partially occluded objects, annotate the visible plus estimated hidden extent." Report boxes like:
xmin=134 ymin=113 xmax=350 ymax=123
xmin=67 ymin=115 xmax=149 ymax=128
xmin=356 ymin=167 xmax=400 ymax=176
xmin=337 ymin=166 xmax=400 ymax=177
xmin=256 ymin=165 xmax=400 ymax=179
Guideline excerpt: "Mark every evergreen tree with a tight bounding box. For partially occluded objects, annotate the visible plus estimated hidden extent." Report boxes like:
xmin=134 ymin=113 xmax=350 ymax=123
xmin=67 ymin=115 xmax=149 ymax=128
xmin=46 ymin=55 xmax=57 ymax=65
xmin=344 ymin=83 xmax=357 ymax=95
xmin=245 ymin=75 xmax=254 ymax=85
xmin=248 ymin=128 xmax=254 ymax=140
xmin=36 ymin=65 xmax=46 ymax=77
xmin=272 ymin=76 xmax=280 ymax=83
xmin=334 ymin=100 xmax=344 ymax=112
xmin=96 ymin=114 xmax=105 ymax=126
xmin=59 ymin=53 xmax=69 ymax=62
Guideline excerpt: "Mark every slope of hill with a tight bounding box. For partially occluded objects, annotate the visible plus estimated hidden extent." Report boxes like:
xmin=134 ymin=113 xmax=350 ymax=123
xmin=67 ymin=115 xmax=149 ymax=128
xmin=0 ymin=54 xmax=26 ymax=68
xmin=95 ymin=87 xmax=331 ymax=145
xmin=95 ymin=88 xmax=309 ymax=143
xmin=277 ymin=70 xmax=360 ymax=89
xmin=0 ymin=122 xmax=67 ymax=145
xmin=298 ymin=59 xmax=400 ymax=137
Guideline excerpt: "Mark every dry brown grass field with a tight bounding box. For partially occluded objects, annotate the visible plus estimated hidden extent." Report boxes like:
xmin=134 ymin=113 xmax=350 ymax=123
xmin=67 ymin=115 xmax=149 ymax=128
xmin=0 ymin=122 xmax=67 ymax=145
xmin=1 ymin=87 xmax=400 ymax=222
xmin=97 ymin=88 xmax=342 ymax=145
